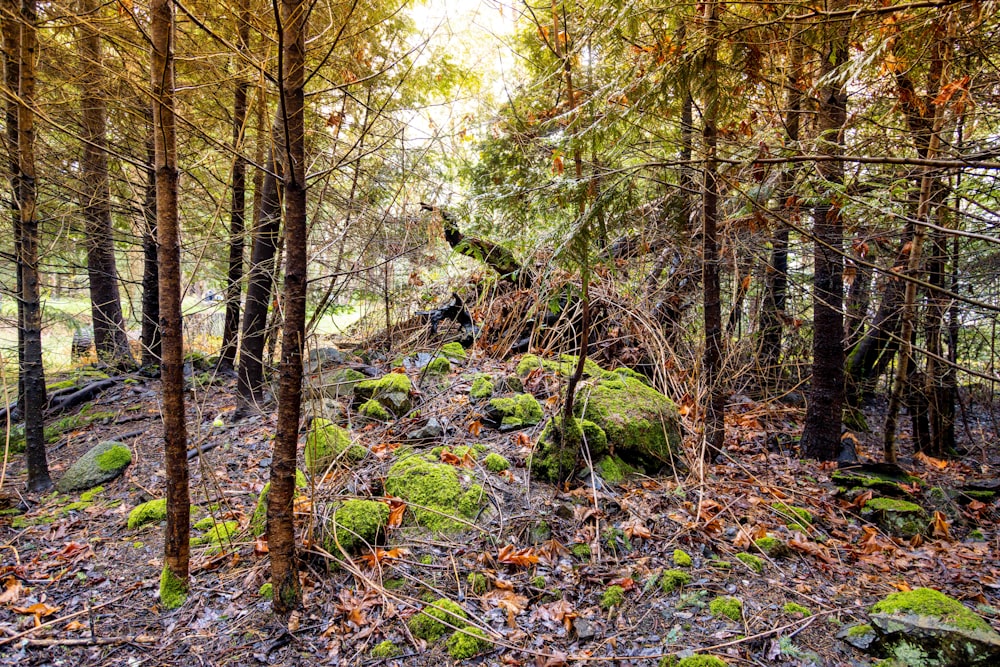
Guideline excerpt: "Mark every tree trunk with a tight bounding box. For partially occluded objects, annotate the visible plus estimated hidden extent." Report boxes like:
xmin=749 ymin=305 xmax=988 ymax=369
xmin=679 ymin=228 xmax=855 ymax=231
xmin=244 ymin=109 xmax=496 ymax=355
xmin=79 ymin=0 xmax=134 ymax=370
xmin=218 ymin=0 xmax=251 ymax=374
xmin=2 ymin=0 xmax=23 ymax=416
xmin=17 ymin=0 xmax=50 ymax=491
xmin=800 ymin=1 xmax=848 ymax=461
xmin=152 ymin=0 xmax=189 ymax=607
xmin=140 ymin=115 xmax=161 ymax=367
xmin=267 ymin=0 xmax=306 ymax=615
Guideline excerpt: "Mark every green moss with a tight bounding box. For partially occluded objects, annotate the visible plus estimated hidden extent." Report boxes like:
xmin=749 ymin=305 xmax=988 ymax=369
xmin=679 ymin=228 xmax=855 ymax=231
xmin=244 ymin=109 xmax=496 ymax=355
xmin=191 ymin=520 xmax=238 ymax=546
xmin=128 ymin=499 xmax=167 ymax=529
xmin=95 ymin=444 xmax=132 ymax=472
xmin=193 ymin=516 xmax=216 ymax=531
xmin=864 ymin=497 xmax=923 ymax=512
xmin=709 ymin=596 xmax=742 ymax=622
xmin=467 ymin=572 xmax=488 ymax=595
xmin=531 ymin=576 xmax=546 ymax=588
xmin=425 ymin=356 xmax=451 ymax=374
xmin=470 ymin=375 xmax=494 ymax=400
xmin=600 ymin=585 xmax=625 ymax=610
xmin=458 ymin=484 xmax=485 ymax=518
xmin=384 ymin=455 xmax=473 ymax=532
xmin=358 ymin=399 xmax=391 ymax=420
xmin=259 ymin=583 xmax=273 ymax=600
xmin=871 ymin=588 xmax=993 ymax=633
xmin=159 ymin=565 xmax=188 ymax=610
xmin=659 ymin=569 xmax=692 ymax=593
xmin=483 ymin=452 xmax=509 ymax=472
xmin=446 ymin=625 xmax=491 ymax=659
xmin=862 ymin=498 xmax=929 ymax=538
xmin=846 ymin=622 xmax=873 ymax=637
xmin=598 ymin=455 xmax=633 ymax=484
xmin=783 ymin=602 xmax=812 ymax=617
xmin=384 ymin=578 xmax=406 ymax=590
xmin=305 ymin=419 xmax=365 ymax=473
xmin=673 ymin=549 xmax=692 ymax=567
xmin=675 ymin=657 xmax=727 ymax=667
xmin=571 ymin=543 xmax=592 ymax=560
xmin=419 ymin=554 xmax=434 ymax=565
xmin=735 ymin=552 xmax=764 ymax=574
xmin=357 ymin=371 xmax=411 ymax=395
xmin=708 ymin=559 xmax=731 ymax=569
xmin=516 ymin=354 xmax=544 ymax=376
xmin=773 ymin=503 xmax=812 ymax=525
xmin=529 ymin=416 xmax=607 ymax=482
xmin=489 ymin=393 xmax=543 ymax=428
xmin=658 ymin=657 xmax=678 ymax=667
xmin=440 ymin=342 xmax=467 ymax=360
xmin=603 ymin=527 xmax=632 ymax=554
xmin=831 ymin=469 xmax=922 ymax=495
xmin=754 ymin=536 xmax=790 ymax=558
xmin=327 ymin=500 xmax=389 ymax=554
xmin=969 ymin=529 xmax=986 ymax=541
xmin=370 ymin=640 xmax=400 ymax=658
xmin=408 ymin=598 xmax=469 ymax=641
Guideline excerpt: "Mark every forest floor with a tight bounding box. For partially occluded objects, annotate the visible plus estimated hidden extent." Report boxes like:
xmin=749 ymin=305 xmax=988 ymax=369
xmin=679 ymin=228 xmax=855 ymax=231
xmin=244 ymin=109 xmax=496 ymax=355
xmin=0 ymin=350 xmax=998 ymax=667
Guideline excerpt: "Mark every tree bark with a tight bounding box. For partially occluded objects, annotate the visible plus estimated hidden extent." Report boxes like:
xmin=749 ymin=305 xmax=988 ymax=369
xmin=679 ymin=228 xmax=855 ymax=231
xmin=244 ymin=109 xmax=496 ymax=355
xmin=17 ymin=0 xmax=50 ymax=491
xmin=140 ymin=114 xmax=161 ymax=367
xmin=218 ymin=0 xmax=252 ymax=374
xmin=152 ymin=0 xmax=189 ymax=604
xmin=2 ymin=0 xmax=23 ymax=415
xmin=800 ymin=0 xmax=848 ymax=461
xmin=79 ymin=0 xmax=134 ymax=370
xmin=268 ymin=0 xmax=306 ymax=614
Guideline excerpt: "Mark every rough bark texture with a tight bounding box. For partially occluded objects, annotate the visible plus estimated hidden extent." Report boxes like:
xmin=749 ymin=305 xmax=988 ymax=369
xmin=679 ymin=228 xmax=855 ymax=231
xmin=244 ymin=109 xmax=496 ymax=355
xmin=268 ymin=0 xmax=306 ymax=615
xmin=18 ymin=0 xmax=50 ymax=491
xmin=2 ymin=0 xmax=23 ymax=414
xmin=79 ymin=0 xmax=134 ymax=369
xmin=218 ymin=0 xmax=251 ymax=373
xmin=140 ymin=121 xmax=161 ymax=367
xmin=800 ymin=3 xmax=848 ymax=461
xmin=152 ymin=0 xmax=189 ymax=599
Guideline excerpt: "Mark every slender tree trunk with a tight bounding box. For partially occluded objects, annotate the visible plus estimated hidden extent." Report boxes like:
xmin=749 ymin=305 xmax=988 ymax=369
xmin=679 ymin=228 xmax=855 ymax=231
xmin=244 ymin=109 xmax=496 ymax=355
xmin=2 ymin=0 xmax=23 ymax=415
xmin=17 ymin=0 xmax=49 ymax=491
xmin=152 ymin=0 xmax=189 ymax=607
xmin=800 ymin=1 xmax=848 ymax=461
xmin=701 ymin=0 xmax=724 ymax=460
xmin=268 ymin=0 xmax=306 ymax=614
xmin=79 ymin=0 xmax=134 ymax=369
xmin=218 ymin=0 xmax=251 ymax=374
xmin=140 ymin=115 xmax=160 ymax=367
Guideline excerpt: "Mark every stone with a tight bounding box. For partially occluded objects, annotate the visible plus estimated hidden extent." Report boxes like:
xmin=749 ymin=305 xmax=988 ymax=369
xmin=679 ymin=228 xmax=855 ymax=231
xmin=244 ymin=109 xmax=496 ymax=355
xmin=861 ymin=497 xmax=929 ymax=538
xmin=56 ymin=441 xmax=131 ymax=492
xmin=304 ymin=419 xmax=366 ymax=473
xmin=309 ymin=367 xmax=366 ymax=399
xmin=354 ymin=372 xmax=413 ymax=417
xmin=406 ymin=418 xmax=444 ymax=441
xmin=306 ymin=347 xmax=347 ymax=372
xmin=486 ymin=393 xmax=543 ymax=431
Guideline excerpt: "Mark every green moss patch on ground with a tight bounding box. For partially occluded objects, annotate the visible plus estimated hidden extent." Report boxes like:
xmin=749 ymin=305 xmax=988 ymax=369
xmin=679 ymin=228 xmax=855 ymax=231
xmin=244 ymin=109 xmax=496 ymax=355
xmin=326 ymin=499 xmax=390 ymax=554
xmin=384 ymin=454 xmax=483 ymax=532
xmin=305 ymin=419 xmax=365 ymax=473
xmin=128 ymin=499 xmax=167 ymax=529
xmin=488 ymin=393 xmax=543 ymax=429
xmin=408 ymin=598 xmax=469 ymax=641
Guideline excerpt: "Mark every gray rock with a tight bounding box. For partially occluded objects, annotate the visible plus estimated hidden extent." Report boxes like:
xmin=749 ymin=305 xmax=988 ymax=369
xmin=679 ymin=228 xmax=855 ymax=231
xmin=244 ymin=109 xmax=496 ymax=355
xmin=56 ymin=441 xmax=132 ymax=493
xmin=306 ymin=347 xmax=347 ymax=372
xmin=406 ymin=418 xmax=444 ymax=441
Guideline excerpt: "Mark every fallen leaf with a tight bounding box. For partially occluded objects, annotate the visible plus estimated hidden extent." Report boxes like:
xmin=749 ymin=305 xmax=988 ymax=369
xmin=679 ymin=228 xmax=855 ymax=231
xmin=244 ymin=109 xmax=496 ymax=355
xmin=14 ymin=601 xmax=60 ymax=625
xmin=0 ymin=576 xmax=22 ymax=605
xmin=914 ymin=451 xmax=949 ymax=470
xmin=931 ymin=511 xmax=951 ymax=539
xmin=468 ymin=420 xmax=483 ymax=437
xmin=386 ymin=498 xmax=406 ymax=528
xmin=65 ymin=620 xmax=87 ymax=632
xmin=622 ymin=519 xmax=651 ymax=540
xmin=497 ymin=545 xmax=539 ymax=567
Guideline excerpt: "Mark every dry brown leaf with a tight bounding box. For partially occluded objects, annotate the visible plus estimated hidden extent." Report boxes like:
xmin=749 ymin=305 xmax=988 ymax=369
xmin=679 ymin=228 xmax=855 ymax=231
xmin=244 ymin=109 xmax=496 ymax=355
xmin=254 ymin=536 xmax=269 ymax=555
xmin=287 ymin=610 xmax=302 ymax=632
xmin=538 ymin=539 xmax=568 ymax=563
xmin=0 ymin=576 xmax=22 ymax=605
xmin=789 ymin=534 xmax=833 ymax=563
xmin=931 ymin=511 xmax=952 ymax=539
xmin=386 ymin=498 xmax=406 ymax=528
xmin=359 ymin=547 xmax=408 ymax=567
xmin=622 ymin=519 xmax=651 ymax=540
xmin=498 ymin=545 xmax=539 ymax=568
xmin=468 ymin=420 xmax=483 ymax=437
xmin=914 ymin=451 xmax=949 ymax=470
xmin=441 ymin=451 xmax=462 ymax=466
xmin=14 ymin=601 xmax=60 ymax=625
xmin=65 ymin=620 xmax=87 ymax=632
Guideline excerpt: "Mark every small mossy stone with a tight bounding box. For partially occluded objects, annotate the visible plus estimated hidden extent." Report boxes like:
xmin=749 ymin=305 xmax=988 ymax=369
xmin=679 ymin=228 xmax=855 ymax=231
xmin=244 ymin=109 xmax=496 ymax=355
xmin=259 ymin=583 xmax=273 ymax=600
xmin=832 ymin=467 xmax=922 ymax=496
xmin=305 ymin=419 xmax=364 ymax=473
xmin=470 ymin=374 xmax=494 ymax=400
xmin=773 ymin=502 xmax=813 ymax=525
xmin=659 ymin=569 xmax=692 ymax=593
xmin=446 ymin=625 xmax=491 ymax=659
xmin=676 ymin=657 xmax=727 ymax=667
xmin=159 ymin=565 xmax=188 ymax=610
xmin=709 ymin=596 xmax=743 ymax=622
xmin=408 ymin=598 xmax=468 ymax=641
xmin=384 ymin=455 xmax=472 ymax=532
xmin=484 ymin=452 xmax=509 ymax=472
xmin=862 ymin=497 xmax=929 ymax=538
xmin=871 ymin=588 xmax=993 ymax=634
xmin=327 ymin=499 xmax=389 ymax=554
xmin=190 ymin=520 xmax=238 ymax=546
xmin=673 ymin=549 xmax=692 ymax=567
xmin=440 ymin=342 xmax=467 ymax=360
xmin=359 ymin=399 xmax=391 ymax=421
xmin=754 ymin=536 xmax=790 ymax=559
xmin=487 ymin=393 xmax=543 ymax=430
xmin=57 ymin=441 xmax=132 ymax=493
xmin=425 ymin=356 xmax=451 ymax=374
xmin=370 ymin=640 xmax=400 ymax=658
xmin=601 ymin=585 xmax=625 ymax=610
xmin=783 ymin=602 xmax=812 ymax=617
xmin=354 ymin=372 xmax=412 ymax=417
xmin=735 ymin=552 xmax=764 ymax=574
xmin=467 ymin=572 xmax=488 ymax=595
xmin=597 ymin=455 xmax=632 ymax=484
xmin=128 ymin=499 xmax=167 ymax=529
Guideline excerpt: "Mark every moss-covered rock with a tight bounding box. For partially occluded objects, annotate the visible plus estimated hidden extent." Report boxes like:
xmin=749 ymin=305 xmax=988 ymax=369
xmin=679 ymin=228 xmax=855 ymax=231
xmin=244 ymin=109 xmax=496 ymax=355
xmin=483 ymin=452 xmax=509 ymax=472
xmin=673 ymin=549 xmax=693 ymax=567
xmin=597 ymin=455 xmax=633 ymax=484
xmin=529 ymin=416 xmax=607 ymax=482
xmin=191 ymin=520 xmax=239 ymax=546
xmin=832 ymin=466 xmax=922 ymax=497
xmin=676 ymin=657 xmax=727 ymax=667
xmin=128 ymin=499 xmax=167 ymax=529
xmin=783 ymin=602 xmax=812 ymax=617
xmin=773 ymin=502 xmax=813 ymax=526
xmin=862 ymin=497 xmax=929 ymax=538
xmin=250 ymin=469 xmax=308 ymax=536
xmin=487 ymin=393 xmax=543 ymax=430
xmin=56 ymin=441 xmax=132 ymax=492
xmin=440 ymin=342 xmax=467 ymax=361
xmin=313 ymin=367 xmax=366 ymax=399
xmin=601 ymin=585 xmax=626 ymax=610
xmin=571 ymin=543 xmax=592 ymax=560
xmin=384 ymin=455 xmax=482 ymax=532
xmin=326 ymin=499 xmax=389 ymax=554
xmin=754 ymin=536 xmax=790 ymax=559
xmin=354 ymin=372 xmax=412 ymax=417
xmin=659 ymin=569 xmax=692 ymax=593
xmin=305 ymin=419 xmax=365 ymax=473
xmin=425 ymin=356 xmax=451 ymax=374
xmin=470 ymin=374 xmax=494 ymax=401
xmin=358 ymin=399 xmax=391 ymax=421
xmin=736 ymin=552 xmax=764 ymax=573
xmin=447 ymin=625 xmax=491 ymax=659
xmin=710 ymin=596 xmax=743 ymax=622
xmin=370 ymin=640 xmax=400 ymax=658
xmin=408 ymin=598 xmax=469 ymax=641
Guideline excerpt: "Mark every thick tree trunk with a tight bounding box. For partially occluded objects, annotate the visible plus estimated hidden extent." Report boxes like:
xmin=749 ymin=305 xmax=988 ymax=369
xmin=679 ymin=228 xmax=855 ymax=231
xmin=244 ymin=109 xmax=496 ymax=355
xmin=17 ymin=0 xmax=50 ymax=491
xmin=268 ymin=0 xmax=306 ymax=615
xmin=218 ymin=0 xmax=251 ymax=374
xmin=140 ymin=121 xmax=161 ymax=367
xmin=800 ymin=2 xmax=848 ymax=461
xmin=2 ymin=0 xmax=23 ymax=415
xmin=79 ymin=0 xmax=134 ymax=369
xmin=152 ymin=0 xmax=189 ymax=607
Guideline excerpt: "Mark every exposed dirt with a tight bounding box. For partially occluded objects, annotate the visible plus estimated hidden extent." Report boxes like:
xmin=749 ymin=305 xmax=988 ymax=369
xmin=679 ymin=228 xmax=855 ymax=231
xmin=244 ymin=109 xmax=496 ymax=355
xmin=1 ymin=354 xmax=998 ymax=667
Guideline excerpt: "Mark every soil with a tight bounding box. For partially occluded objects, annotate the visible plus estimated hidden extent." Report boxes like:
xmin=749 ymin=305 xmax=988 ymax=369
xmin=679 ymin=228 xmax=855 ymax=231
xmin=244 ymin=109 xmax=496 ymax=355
xmin=1 ymin=355 xmax=998 ymax=667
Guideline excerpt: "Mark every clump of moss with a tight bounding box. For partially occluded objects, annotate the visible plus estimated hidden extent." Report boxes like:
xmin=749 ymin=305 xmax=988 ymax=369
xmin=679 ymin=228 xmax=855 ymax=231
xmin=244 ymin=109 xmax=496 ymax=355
xmin=408 ymin=598 xmax=468 ymax=641
xmin=446 ymin=626 xmax=491 ymax=659
xmin=709 ymin=596 xmax=743 ymax=622
xmin=483 ymin=452 xmax=509 ymax=472
xmin=440 ymin=342 xmax=467 ymax=360
xmin=160 ymin=565 xmax=188 ymax=610
xmin=531 ymin=576 xmax=546 ymax=588
xmin=862 ymin=498 xmax=929 ymax=538
xmin=425 ymin=356 xmax=451 ymax=374
xmin=305 ymin=419 xmax=365 ymax=473
xmin=708 ymin=559 xmax=731 ymax=569
xmin=673 ymin=549 xmax=692 ymax=567
xmin=675 ymin=657 xmax=727 ymax=667
xmin=659 ymin=569 xmax=692 ymax=593
xmin=193 ymin=516 xmax=217 ymax=531
xmin=259 ymin=583 xmax=273 ymax=600
xmin=467 ymin=572 xmax=488 ymax=595
xmin=327 ymin=500 xmax=389 ymax=554
xmin=458 ymin=484 xmax=485 ymax=518
xmin=250 ymin=469 xmax=308 ymax=536
xmin=370 ymin=640 xmax=400 ymax=658
xmin=754 ymin=536 xmax=790 ymax=558
xmin=95 ymin=443 xmax=132 ymax=471
xmin=470 ymin=375 xmax=494 ymax=400
xmin=969 ymin=529 xmax=986 ymax=541
xmin=419 ymin=554 xmax=434 ymax=565
xmin=597 ymin=455 xmax=633 ymax=484
xmin=529 ymin=416 xmax=607 ymax=482
xmin=783 ymin=602 xmax=811 ymax=617
xmin=128 ymin=499 xmax=167 ymax=529
xmin=358 ymin=399 xmax=391 ymax=421
xmin=354 ymin=372 xmax=412 ymax=417
xmin=846 ymin=623 xmax=873 ymax=637
xmin=384 ymin=455 xmax=479 ymax=532
xmin=600 ymin=585 xmax=626 ymax=610
xmin=735 ymin=552 xmax=764 ymax=574
xmin=871 ymin=588 xmax=993 ymax=633
xmin=773 ymin=502 xmax=812 ymax=525
xmin=488 ymin=393 xmax=544 ymax=429
xmin=191 ymin=520 xmax=239 ymax=546
xmin=571 ymin=543 xmax=592 ymax=560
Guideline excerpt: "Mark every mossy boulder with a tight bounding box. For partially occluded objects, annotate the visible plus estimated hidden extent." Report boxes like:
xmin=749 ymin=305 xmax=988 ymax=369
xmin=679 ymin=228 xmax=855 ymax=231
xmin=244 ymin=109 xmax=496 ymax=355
xmin=847 ymin=588 xmax=1000 ymax=666
xmin=305 ymin=419 xmax=365 ymax=473
xmin=710 ymin=596 xmax=743 ymax=622
xmin=483 ymin=452 xmax=509 ymax=472
xmin=128 ymin=499 xmax=167 ymax=529
xmin=56 ymin=441 xmax=132 ymax=492
xmin=861 ymin=498 xmax=930 ymax=538
xmin=312 ymin=367 xmax=366 ymax=399
xmin=469 ymin=374 xmax=494 ymax=400
xmin=425 ymin=356 xmax=451 ymax=374
xmin=486 ymin=393 xmax=543 ymax=431
xmin=440 ymin=342 xmax=467 ymax=361
xmin=529 ymin=416 xmax=607 ymax=482
xmin=250 ymin=470 xmax=308 ymax=536
xmin=597 ymin=455 xmax=633 ymax=484
xmin=358 ymin=399 xmax=391 ymax=421
xmin=754 ymin=536 xmax=790 ymax=559
xmin=354 ymin=372 xmax=412 ymax=417
xmin=408 ymin=598 xmax=469 ymax=641
xmin=325 ymin=499 xmax=390 ymax=554
xmin=832 ymin=465 xmax=922 ymax=497
xmin=384 ymin=455 xmax=484 ymax=532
